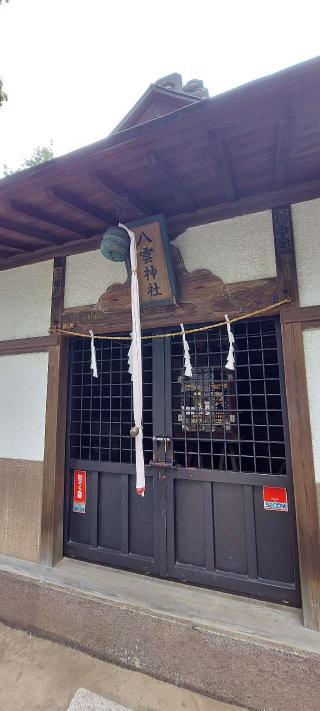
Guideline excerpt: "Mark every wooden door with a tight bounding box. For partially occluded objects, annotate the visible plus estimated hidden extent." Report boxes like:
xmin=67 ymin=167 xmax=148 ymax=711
xmin=64 ymin=318 xmax=300 ymax=605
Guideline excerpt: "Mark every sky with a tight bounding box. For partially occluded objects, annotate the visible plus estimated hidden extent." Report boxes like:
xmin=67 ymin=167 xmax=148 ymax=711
xmin=0 ymin=0 xmax=319 ymax=176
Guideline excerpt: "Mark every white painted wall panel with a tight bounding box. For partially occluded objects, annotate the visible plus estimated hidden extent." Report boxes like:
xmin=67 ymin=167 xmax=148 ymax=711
xmin=292 ymin=199 xmax=320 ymax=307
xmin=65 ymin=250 xmax=127 ymax=308
xmin=0 ymin=261 xmax=53 ymax=341
xmin=0 ymin=352 xmax=48 ymax=460
xmin=173 ymin=211 xmax=276 ymax=282
xmin=303 ymin=329 xmax=320 ymax=483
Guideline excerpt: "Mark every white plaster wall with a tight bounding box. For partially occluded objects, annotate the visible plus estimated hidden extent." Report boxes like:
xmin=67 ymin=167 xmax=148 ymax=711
xmin=0 ymin=352 xmax=48 ymax=460
xmin=303 ymin=329 xmax=320 ymax=483
xmin=291 ymin=199 xmax=320 ymax=307
xmin=0 ymin=261 xmax=53 ymax=341
xmin=173 ymin=211 xmax=276 ymax=282
xmin=64 ymin=250 xmax=127 ymax=308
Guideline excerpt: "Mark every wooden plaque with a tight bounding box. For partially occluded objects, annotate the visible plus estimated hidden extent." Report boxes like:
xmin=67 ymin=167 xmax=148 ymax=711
xmin=129 ymin=215 xmax=178 ymax=308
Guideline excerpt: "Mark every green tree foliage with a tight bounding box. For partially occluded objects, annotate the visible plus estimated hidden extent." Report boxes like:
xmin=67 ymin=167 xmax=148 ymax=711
xmin=0 ymin=78 xmax=8 ymax=107
xmin=3 ymin=141 xmax=54 ymax=176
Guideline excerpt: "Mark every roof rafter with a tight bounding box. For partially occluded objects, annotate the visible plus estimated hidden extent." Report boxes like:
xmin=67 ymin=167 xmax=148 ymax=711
xmin=9 ymin=198 xmax=93 ymax=238
xmin=208 ymin=130 xmax=237 ymax=201
xmin=0 ymin=216 xmax=63 ymax=245
xmin=0 ymin=234 xmax=34 ymax=252
xmin=48 ymin=186 xmax=114 ymax=225
xmin=145 ymin=150 xmax=196 ymax=212
xmin=94 ymin=171 xmax=151 ymax=216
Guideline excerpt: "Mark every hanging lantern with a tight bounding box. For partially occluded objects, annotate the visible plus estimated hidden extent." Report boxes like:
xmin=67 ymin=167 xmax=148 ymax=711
xmin=100 ymin=225 xmax=130 ymax=262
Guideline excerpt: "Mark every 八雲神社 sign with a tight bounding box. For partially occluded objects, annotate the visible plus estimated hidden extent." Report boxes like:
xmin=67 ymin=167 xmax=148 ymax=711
xmin=130 ymin=216 xmax=178 ymax=308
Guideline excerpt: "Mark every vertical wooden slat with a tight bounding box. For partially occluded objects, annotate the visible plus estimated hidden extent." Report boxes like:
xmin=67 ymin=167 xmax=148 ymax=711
xmin=204 ymin=482 xmax=215 ymax=571
xmin=244 ymin=485 xmax=258 ymax=580
xmin=272 ymin=205 xmax=299 ymax=305
xmin=40 ymin=256 xmax=68 ymax=566
xmin=281 ymin=321 xmax=320 ymax=630
xmin=90 ymin=471 xmax=99 ymax=548
xmin=121 ymin=474 xmax=129 ymax=555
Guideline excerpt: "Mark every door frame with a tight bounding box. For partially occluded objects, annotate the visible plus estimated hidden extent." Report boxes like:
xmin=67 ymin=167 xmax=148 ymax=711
xmin=40 ymin=250 xmax=320 ymax=630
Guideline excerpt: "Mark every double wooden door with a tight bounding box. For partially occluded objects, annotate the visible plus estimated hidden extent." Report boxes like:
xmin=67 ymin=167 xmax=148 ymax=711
xmin=65 ymin=317 xmax=300 ymax=605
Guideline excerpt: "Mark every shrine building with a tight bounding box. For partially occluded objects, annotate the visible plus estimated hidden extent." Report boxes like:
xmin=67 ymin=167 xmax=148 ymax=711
xmin=0 ymin=59 xmax=320 ymax=709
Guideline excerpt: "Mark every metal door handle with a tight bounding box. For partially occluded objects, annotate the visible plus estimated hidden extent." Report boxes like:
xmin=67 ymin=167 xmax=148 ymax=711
xmin=152 ymin=436 xmax=172 ymax=451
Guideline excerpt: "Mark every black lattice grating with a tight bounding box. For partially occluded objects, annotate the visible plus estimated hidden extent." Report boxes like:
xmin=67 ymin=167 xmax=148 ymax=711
xmin=171 ymin=318 xmax=287 ymax=474
xmin=69 ymin=336 xmax=153 ymax=464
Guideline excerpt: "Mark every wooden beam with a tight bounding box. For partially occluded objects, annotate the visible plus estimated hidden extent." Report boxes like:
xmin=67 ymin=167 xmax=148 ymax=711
xmin=274 ymin=107 xmax=291 ymax=190
xmin=0 ymin=245 xmax=28 ymax=257
xmin=9 ymin=198 xmax=92 ymax=238
xmin=94 ymin=170 xmax=151 ymax=216
xmin=0 ymin=233 xmax=102 ymax=271
xmin=0 ymin=235 xmax=34 ymax=252
xmin=272 ymin=205 xmax=299 ymax=305
xmin=281 ymin=305 xmax=320 ymax=326
xmin=166 ymin=176 xmax=320 ymax=238
xmin=281 ymin=321 xmax=320 ymax=631
xmin=146 ymin=150 xmax=196 ymax=212
xmin=48 ymin=186 xmax=114 ymax=225
xmin=3 ymin=175 xmax=320 ymax=271
xmin=50 ymin=256 xmax=66 ymax=329
xmin=40 ymin=257 xmax=68 ymax=566
xmin=0 ymin=216 xmax=63 ymax=245
xmin=209 ymin=130 xmax=237 ymax=201
xmin=0 ymin=334 xmax=58 ymax=356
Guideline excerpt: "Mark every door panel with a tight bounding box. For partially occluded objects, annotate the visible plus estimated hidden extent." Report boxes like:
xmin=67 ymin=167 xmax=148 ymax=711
xmin=166 ymin=317 xmax=300 ymax=604
xmin=213 ymin=482 xmax=248 ymax=575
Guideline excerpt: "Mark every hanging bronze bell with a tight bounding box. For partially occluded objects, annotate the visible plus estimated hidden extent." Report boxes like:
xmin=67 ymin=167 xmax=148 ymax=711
xmin=100 ymin=225 xmax=130 ymax=262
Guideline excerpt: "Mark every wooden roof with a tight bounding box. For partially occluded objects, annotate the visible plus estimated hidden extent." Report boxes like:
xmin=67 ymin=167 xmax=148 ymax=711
xmin=112 ymin=82 xmax=200 ymax=132
xmin=1 ymin=56 xmax=320 ymax=270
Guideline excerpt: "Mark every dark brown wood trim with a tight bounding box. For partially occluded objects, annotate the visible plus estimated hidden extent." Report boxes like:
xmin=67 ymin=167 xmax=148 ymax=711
xmin=8 ymin=198 xmax=92 ymax=239
xmin=40 ymin=258 xmax=68 ymax=566
xmin=0 ymin=334 xmax=58 ymax=356
xmin=0 ymin=216 xmax=64 ymax=246
xmin=145 ymin=150 xmax=196 ymax=212
xmin=41 ymin=338 xmax=69 ymax=566
xmin=61 ymin=249 xmax=279 ymax=335
xmin=50 ymin=256 xmax=66 ymax=330
xmin=281 ymin=305 xmax=320 ymax=325
xmin=274 ymin=209 xmax=320 ymax=629
xmin=281 ymin=321 xmax=320 ymax=630
xmin=48 ymin=186 xmax=114 ymax=225
xmin=272 ymin=205 xmax=299 ymax=305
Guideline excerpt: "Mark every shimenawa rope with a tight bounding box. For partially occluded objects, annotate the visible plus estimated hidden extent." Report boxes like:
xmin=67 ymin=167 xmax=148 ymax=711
xmin=50 ymin=298 xmax=291 ymax=341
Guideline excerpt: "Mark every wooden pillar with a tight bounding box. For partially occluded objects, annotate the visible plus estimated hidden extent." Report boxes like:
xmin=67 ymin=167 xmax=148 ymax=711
xmin=273 ymin=206 xmax=320 ymax=630
xmin=40 ymin=257 xmax=69 ymax=566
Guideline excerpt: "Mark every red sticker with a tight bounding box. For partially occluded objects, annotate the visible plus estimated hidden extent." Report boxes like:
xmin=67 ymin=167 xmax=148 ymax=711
xmin=263 ymin=486 xmax=288 ymax=512
xmin=73 ymin=470 xmax=86 ymax=514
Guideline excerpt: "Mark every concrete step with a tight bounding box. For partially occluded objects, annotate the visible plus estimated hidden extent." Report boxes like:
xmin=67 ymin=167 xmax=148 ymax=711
xmin=0 ymin=554 xmax=319 ymax=711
